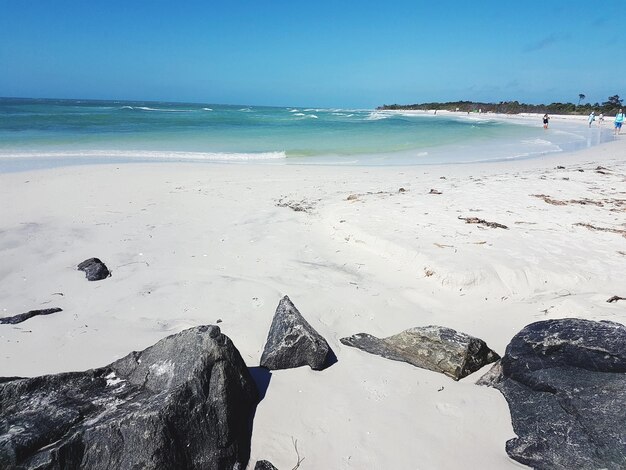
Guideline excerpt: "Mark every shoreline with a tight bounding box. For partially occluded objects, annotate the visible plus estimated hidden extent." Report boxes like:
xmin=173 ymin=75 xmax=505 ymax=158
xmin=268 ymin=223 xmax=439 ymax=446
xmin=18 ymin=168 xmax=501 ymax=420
xmin=1 ymin=133 xmax=625 ymax=468
xmin=0 ymin=110 xmax=619 ymax=174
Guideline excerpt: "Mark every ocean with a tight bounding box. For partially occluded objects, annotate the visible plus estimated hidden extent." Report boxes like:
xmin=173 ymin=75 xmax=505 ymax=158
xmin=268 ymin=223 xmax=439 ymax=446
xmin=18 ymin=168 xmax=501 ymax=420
xmin=0 ymin=98 xmax=613 ymax=172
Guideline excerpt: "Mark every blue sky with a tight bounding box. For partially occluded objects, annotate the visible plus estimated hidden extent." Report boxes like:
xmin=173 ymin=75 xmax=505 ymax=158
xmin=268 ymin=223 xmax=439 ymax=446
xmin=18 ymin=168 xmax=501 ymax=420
xmin=1 ymin=1 xmax=624 ymax=108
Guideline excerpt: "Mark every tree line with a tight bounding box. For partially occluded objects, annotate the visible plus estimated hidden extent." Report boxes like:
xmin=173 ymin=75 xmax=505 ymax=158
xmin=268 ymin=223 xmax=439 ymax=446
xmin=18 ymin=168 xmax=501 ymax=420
xmin=378 ymin=95 xmax=623 ymax=115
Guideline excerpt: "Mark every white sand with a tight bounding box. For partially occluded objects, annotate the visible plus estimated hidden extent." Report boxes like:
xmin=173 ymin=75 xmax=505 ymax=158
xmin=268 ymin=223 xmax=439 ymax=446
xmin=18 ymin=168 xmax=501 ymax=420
xmin=1 ymin=128 xmax=625 ymax=469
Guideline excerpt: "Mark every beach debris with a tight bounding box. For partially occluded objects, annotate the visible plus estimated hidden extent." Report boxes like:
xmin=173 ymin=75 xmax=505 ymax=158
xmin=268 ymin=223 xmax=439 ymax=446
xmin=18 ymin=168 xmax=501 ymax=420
xmin=398 ymin=187 xmax=406 ymax=193
xmin=347 ymin=194 xmax=358 ymax=201
xmin=532 ymin=194 xmax=626 ymax=210
xmin=595 ymin=166 xmax=610 ymax=174
xmin=77 ymin=257 xmax=111 ymax=281
xmin=555 ymin=165 xmax=565 ymax=169
xmin=429 ymin=189 xmax=442 ymax=194
xmin=577 ymin=169 xmax=585 ymax=172
xmin=260 ymin=296 xmax=334 ymax=371
xmin=424 ymin=268 xmax=435 ymax=277
xmin=0 ymin=325 xmax=258 ymax=469
xmin=478 ymin=318 xmax=626 ymax=469
xmin=532 ymin=194 xmax=604 ymax=206
xmin=0 ymin=308 xmax=62 ymax=325
xmin=433 ymin=242 xmax=454 ymax=249
xmin=255 ymin=460 xmax=278 ymax=470
xmin=276 ymin=198 xmax=315 ymax=213
xmin=458 ymin=216 xmax=508 ymax=229
xmin=532 ymin=194 xmax=567 ymax=205
xmin=340 ymin=326 xmax=499 ymax=381
xmin=574 ymin=222 xmax=626 ymax=237
xmin=292 ymin=438 xmax=305 ymax=470
xmin=607 ymin=295 xmax=626 ymax=303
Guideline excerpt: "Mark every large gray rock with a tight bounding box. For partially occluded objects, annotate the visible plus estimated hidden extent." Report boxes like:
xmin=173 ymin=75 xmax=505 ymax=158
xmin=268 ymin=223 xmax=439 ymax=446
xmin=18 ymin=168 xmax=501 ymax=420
xmin=260 ymin=296 xmax=333 ymax=371
xmin=340 ymin=326 xmax=499 ymax=380
xmin=0 ymin=325 xmax=258 ymax=470
xmin=77 ymin=257 xmax=110 ymax=281
xmin=479 ymin=318 xmax=626 ymax=470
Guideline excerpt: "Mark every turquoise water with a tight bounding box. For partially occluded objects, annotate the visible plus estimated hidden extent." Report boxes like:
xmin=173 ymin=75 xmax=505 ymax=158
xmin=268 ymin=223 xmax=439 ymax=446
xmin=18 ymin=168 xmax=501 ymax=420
xmin=0 ymin=98 xmax=611 ymax=171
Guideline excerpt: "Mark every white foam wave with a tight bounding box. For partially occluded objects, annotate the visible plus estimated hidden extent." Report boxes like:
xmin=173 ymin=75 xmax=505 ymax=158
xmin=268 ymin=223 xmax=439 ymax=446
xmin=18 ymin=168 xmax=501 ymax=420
xmin=202 ymin=107 xmax=213 ymax=111
xmin=520 ymin=138 xmax=553 ymax=146
xmin=364 ymin=112 xmax=390 ymax=121
xmin=239 ymin=108 xmax=252 ymax=112
xmin=135 ymin=106 xmax=193 ymax=112
xmin=120 ymin=106 xmax=193 ymax=112
xmin=0 ymin=150 xmax=287 ymax=162
xmin=289 ymin=109 xmax=300 ymax=113
xmin=293 ymin=113 xmax=306 ymax=116
xmin=307 ymin=114 xmax=318 ymax=119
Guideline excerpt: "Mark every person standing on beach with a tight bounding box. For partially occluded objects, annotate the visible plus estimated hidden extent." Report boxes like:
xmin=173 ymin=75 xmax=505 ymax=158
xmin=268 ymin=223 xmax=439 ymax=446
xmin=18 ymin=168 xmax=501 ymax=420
xmin=588 ymin=111 xmax=595 ymax=128
xmin=543 ymin=114 xmax=550 ymax=129
xmin=615 ymin=109 xmax=624 ymax=135
xmin=599 ymin=113 xmax=604 ymax=126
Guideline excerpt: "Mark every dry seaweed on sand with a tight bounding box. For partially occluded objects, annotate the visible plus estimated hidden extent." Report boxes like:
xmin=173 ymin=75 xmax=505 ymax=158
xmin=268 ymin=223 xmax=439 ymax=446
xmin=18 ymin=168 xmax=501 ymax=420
xmin=574 ymin=223 xmax=626 ymax=237
xmin=276 ymin=198 xmax=315 ymax=212
xmin=458 ymin=216 xmax=508 ymax=229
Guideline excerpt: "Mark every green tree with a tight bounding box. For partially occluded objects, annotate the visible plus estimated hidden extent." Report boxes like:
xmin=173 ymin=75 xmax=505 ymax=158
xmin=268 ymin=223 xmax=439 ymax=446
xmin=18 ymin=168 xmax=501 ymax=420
xmin=578 ymin=93 xmax=586 ymax=105
xmin=604 ymin=95 xmax=623 ymax=107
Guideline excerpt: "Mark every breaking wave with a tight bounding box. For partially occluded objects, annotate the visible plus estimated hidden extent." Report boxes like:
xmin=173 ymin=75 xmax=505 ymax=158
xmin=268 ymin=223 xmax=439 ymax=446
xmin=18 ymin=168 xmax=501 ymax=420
xmin=0 ymin=150 xmax=287 ymax=162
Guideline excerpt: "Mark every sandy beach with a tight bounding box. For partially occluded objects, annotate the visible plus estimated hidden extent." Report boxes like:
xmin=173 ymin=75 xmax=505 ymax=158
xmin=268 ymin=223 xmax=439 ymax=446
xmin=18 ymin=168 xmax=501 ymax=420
xmin=1 ymin=129 xmax=625 ymax=468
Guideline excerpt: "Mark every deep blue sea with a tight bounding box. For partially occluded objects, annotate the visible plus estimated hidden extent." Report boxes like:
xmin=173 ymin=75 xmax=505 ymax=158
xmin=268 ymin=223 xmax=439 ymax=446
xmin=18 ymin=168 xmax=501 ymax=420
xmin=0 ymin=98 xmax=613 ymax=172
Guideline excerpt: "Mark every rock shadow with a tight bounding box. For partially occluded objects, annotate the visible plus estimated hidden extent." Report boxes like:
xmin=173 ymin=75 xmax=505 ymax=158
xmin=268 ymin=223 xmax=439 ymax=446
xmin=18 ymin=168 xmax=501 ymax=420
xmin=323 ymin=346 xmax=338 ymax=369
xmin=248 ymin=367 xmax=272 ymax=401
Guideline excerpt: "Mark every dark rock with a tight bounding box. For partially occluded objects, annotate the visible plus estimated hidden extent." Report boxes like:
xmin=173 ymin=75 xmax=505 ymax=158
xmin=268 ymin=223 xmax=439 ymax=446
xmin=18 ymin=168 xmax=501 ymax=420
xmin=77 ymin=258 xmax=110 ymax=281
xmin=0 ymin=325 xmax=258 ymax=470
xmin=340 ymin=326 xmax=499 ymax=380
xmin=479 ymin=318 xmax=626 ymax=470
xmin=428 ymin=189 xmax=442 ymax=194
xmin=0 ymin=308 xmax=62 ymax=325
xmin=255 ymin=460 xmax=278 ymax=470
xmin=260 ymin=296 xmax=334 ymax=371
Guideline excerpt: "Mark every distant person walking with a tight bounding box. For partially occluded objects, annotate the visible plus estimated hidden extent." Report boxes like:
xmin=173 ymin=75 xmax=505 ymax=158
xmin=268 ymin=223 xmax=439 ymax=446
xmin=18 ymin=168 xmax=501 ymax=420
xmin=588 ymin=111 xmax=595 ymax=128
xmin=599 ymin=113 xmax=604 ymax=126
xmin=615 ymin=109 xmax=624 ymax=135
xmin=543 ymin=114 xmax=550 ymax=129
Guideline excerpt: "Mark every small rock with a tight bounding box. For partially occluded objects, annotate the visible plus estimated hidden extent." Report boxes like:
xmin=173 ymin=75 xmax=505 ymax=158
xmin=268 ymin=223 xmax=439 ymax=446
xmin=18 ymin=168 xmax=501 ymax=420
xmin=77 ymin=258 xmax=111 ymax=281
xmin=347 ymin=194 xmax=358 ymax=201
xmin=429 ymin=189 xmax=442 ymax=195
xmin=255 ymin=460 xmax=278 ymax=470
xmin=340 ymin=326 xmax=499 ymax=380
xmin=0 ymin=308 xmax=62 ymax=325
xmin=555 ymin=165 xmax=565 ymax=169
xmin=260 ymin=296 xmax=334 ymax=371
xmin=398 ymin=187 xmax=406 ymax=193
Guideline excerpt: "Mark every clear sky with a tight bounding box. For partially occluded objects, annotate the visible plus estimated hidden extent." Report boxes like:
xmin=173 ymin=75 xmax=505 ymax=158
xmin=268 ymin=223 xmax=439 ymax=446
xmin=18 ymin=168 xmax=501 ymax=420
xmin=1 ymin=1 xmax=624 ymax=108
